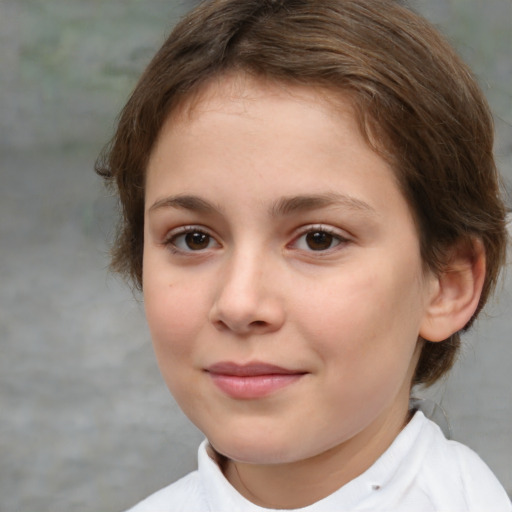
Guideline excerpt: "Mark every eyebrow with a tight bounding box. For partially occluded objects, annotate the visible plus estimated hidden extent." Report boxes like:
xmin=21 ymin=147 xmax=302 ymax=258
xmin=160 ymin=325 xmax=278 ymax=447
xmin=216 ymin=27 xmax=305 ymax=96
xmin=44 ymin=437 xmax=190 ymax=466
xmin=148 ymin=192 xmax=376 ymax=217
xmin=269 ymin=193 xmax=376 ymax=217
xmin=148 ymin=195 xmax=220 ymax=214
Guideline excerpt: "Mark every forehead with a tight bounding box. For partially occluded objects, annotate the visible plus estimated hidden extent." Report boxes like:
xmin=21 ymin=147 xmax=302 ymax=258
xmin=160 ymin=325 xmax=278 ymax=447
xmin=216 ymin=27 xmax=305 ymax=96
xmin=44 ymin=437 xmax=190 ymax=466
xmin=155 ymin=73 xmax=402 ymax=194
xmin=165 ymin=73 xmax=357 ymax=134
xmin=149 ymin=75 xmax=371 ymax=187
xmin=145 ymin=74 xmax=417 ymax=231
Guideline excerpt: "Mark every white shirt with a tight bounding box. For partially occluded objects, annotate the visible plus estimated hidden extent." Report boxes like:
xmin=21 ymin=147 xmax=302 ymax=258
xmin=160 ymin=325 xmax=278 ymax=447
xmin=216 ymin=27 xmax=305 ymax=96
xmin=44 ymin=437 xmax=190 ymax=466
xmin=125 ymin=411 xmax=511 ymax=511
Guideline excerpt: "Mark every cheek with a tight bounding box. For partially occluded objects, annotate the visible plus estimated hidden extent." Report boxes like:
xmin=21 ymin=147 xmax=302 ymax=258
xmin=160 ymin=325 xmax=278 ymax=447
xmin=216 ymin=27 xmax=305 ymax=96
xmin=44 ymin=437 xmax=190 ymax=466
xmin=294 ymin=264 xmax=424 ymax=371
xmin=143 ymin=272 xmax=208 ymax=361
xmin=143 ymin=279 xmax=210 ymax=411
xmin=294 ymin=270 xmax=382 ymax=339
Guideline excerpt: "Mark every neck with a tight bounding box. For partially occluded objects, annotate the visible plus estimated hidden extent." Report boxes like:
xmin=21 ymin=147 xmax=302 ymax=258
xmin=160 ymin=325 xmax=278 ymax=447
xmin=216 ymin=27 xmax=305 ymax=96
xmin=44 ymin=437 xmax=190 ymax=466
xmin=223 ymin=399 xmax=412 ymax=509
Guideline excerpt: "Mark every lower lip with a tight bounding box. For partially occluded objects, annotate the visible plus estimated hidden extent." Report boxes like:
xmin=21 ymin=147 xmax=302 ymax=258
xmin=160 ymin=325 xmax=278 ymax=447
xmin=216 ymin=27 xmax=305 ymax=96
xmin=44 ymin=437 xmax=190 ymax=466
xmin=208 ymin=373 xmax=304 ymax=399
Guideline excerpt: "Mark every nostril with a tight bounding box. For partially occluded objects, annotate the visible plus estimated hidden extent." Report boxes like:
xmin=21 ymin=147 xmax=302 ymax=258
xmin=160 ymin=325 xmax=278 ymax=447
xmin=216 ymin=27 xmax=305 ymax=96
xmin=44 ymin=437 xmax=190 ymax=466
xmin=211 ymin=318 xmax=229 ymax=332
xmin=209 ymin=296 xmax=285 ymax=334
xmin=250 ymin=320 xmax=267 ymax=328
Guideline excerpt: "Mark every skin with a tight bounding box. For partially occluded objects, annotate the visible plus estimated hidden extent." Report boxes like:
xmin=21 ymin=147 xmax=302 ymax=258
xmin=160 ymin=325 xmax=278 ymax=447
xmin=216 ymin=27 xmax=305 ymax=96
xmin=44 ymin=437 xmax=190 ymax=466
xmin=142 ymin=75 xmax=480 ymax=509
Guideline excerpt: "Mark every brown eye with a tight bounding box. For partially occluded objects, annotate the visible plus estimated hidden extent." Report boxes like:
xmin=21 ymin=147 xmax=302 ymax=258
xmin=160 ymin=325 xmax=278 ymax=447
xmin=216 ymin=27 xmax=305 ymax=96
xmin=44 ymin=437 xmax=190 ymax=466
xmin=305 ymin=231 xmax=336 ymax=251
xmin=184 ymin=232 xmax=211 ymax=250
xmin=168 ymin=229 xmax=218 ymax=252
xmin=185 ymin=233 xmax=210 ymax=251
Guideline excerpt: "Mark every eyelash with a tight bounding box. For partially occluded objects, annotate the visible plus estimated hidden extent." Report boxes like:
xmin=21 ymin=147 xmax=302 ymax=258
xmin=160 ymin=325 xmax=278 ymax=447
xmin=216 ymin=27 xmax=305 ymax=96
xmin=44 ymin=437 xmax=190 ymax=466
xmin=163 ymin=226 xmax=219 ymax=254
xmin=163 ymin=224 xmax=350 ymax=255
xmin=290 ymin=225 xmax=349 ymax=253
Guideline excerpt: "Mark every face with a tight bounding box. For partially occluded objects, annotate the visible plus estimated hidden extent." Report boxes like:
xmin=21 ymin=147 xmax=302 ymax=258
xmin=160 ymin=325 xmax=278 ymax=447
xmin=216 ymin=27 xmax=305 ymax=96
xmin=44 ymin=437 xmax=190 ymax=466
xmin=143 ymin=76 xmax=436 ymax=468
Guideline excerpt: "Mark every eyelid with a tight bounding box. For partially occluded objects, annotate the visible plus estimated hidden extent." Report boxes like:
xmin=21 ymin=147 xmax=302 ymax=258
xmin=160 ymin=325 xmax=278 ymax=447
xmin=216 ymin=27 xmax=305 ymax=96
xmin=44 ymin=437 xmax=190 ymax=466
xmin=292 ymin=223 xmax=350 ymax=239
xmin=163 ymin=225 xmax=221 ymax=253
xmin=288 ymin=224 xmax=351 ymax=251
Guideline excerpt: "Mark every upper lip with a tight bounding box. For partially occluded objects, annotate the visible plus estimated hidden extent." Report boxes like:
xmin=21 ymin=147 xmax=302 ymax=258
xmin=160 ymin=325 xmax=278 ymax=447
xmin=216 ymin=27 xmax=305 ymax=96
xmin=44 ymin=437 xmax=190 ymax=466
xmin=206 ymin=362 xmax=305 ymax=376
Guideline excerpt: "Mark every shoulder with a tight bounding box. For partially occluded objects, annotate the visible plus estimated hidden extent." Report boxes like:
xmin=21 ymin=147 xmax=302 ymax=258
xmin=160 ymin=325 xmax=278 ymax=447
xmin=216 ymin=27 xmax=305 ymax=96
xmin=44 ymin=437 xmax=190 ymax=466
xmin=123 ymin=470 xmax=207 ymax=512
xmin=417 ymin=416 xmax=511 ymax=511
xmin=443 ymin=439 xmax=511 ymax=510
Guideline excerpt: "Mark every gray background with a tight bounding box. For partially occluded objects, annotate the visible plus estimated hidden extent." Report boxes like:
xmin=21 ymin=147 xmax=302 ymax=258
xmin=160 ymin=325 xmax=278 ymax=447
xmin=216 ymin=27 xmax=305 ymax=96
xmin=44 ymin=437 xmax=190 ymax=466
xmin=0 ymin=1 xmax=510 ymax=511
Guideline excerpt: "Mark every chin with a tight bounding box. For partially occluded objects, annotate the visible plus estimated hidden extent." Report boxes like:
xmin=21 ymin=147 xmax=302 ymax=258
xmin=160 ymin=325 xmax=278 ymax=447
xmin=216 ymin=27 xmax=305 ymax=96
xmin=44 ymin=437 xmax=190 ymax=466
xmin=209 ymin=431 xmax=302 ymax=465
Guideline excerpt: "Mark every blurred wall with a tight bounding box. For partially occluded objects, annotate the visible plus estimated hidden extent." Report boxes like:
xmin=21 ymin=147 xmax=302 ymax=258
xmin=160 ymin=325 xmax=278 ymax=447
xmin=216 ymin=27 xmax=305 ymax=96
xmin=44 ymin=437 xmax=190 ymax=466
xmin=0 ymin=1 xmax=510 ymax=511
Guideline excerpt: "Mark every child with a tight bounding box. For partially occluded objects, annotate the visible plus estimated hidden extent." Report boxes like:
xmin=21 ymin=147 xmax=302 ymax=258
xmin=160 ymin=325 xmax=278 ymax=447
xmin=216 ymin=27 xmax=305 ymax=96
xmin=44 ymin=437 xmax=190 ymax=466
xmin=96 ymin=0 xmax=511 ymax=510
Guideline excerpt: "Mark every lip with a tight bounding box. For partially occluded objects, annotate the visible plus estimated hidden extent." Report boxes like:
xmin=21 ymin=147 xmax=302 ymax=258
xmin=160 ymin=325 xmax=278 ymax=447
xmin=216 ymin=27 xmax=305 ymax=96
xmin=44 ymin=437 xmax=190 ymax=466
xmin=205 ymin=362 xmax=307 ymax=399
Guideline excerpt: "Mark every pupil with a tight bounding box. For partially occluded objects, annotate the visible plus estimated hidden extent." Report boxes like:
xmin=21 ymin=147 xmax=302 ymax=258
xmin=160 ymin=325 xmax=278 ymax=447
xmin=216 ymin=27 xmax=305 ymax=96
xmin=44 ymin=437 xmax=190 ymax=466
xmin=185 ymin=232 xmax=209 ymax=250
xmin=306 ymin=231 xmax=333 ymax=251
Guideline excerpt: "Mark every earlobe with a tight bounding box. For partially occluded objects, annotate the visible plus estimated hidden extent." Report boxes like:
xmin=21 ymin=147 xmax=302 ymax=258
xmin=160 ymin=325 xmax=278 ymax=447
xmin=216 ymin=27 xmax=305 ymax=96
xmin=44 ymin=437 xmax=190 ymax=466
xmin=420 ymin=239 xmax=486 ymax=343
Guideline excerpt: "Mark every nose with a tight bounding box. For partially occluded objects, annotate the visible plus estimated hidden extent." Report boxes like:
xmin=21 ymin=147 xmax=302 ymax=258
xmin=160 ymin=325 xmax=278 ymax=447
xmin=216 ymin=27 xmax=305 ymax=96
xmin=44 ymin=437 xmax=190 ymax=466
xmin=209 ymin=249 xmax=285 ymax=335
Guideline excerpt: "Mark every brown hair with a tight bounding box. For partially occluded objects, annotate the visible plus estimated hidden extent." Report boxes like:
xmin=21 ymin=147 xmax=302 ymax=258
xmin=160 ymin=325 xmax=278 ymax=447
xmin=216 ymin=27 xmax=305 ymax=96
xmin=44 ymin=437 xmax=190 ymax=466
xmin=96 ymin=0 xmax=508 ymax=386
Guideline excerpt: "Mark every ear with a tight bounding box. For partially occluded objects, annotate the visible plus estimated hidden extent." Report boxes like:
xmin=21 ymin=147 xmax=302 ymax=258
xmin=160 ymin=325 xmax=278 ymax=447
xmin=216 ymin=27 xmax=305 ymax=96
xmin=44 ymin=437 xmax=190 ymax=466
xmin=420 ymin=239 xmax=486 ymax=342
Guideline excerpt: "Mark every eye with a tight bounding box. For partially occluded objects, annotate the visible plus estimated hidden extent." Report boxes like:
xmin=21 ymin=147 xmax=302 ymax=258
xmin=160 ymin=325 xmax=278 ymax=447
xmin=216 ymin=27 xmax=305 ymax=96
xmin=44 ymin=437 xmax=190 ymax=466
xmin=293 ymin=227 xmax=347 ymax=252
xmin=166 ymin=228 xmax=219 ymax=252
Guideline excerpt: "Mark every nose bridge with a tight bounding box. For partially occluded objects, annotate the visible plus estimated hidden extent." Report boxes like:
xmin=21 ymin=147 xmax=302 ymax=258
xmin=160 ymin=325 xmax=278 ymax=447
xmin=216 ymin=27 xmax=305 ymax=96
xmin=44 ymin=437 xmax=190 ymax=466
xmin=210 ymin=243 xmax=283 ymax=333
xmin=225 ymin=245 xmax=264 ymax=296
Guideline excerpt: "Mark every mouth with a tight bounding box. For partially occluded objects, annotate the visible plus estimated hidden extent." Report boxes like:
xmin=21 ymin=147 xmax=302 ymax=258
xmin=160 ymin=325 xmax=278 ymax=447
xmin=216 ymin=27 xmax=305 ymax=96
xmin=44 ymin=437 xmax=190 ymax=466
xmin=205 ymin=362 xmax=307 ymax=399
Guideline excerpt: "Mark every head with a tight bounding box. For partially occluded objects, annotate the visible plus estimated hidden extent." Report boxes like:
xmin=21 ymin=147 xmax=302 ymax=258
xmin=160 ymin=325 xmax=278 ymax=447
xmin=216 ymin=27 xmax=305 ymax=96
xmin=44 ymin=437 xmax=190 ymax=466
xmin=96 ymin=0 xmax=507 ymax=387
